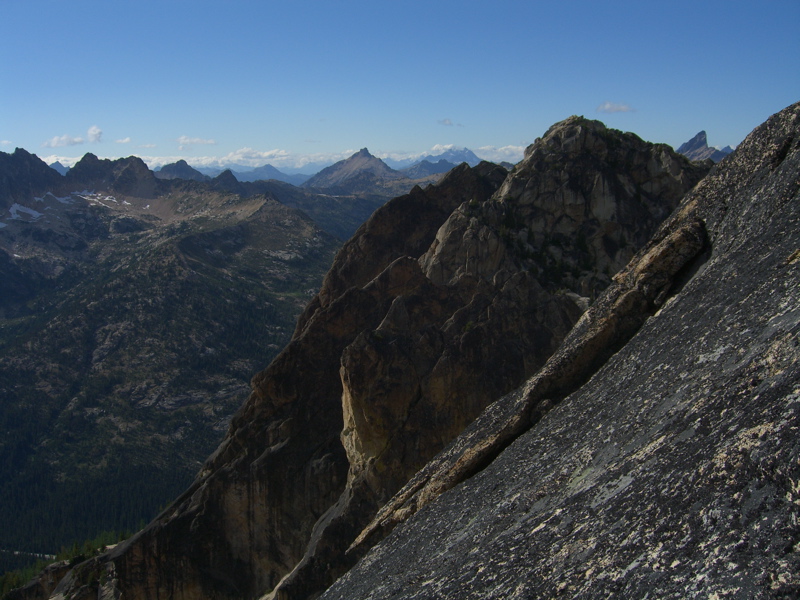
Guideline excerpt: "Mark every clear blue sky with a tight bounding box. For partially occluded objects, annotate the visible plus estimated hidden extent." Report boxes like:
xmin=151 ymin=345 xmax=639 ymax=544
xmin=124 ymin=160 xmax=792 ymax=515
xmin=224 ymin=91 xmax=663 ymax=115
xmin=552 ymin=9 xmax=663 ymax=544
xmin=2 ymin=0 xmax=798 ymax=171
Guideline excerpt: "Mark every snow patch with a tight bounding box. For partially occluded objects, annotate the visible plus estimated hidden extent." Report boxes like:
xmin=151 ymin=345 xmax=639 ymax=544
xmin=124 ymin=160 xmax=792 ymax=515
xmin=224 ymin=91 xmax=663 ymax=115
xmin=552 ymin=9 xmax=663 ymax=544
xmin=73 ymin=191 xmax=118 ymax=207
xmin=33 ymin=192 xmax=75 ymax=204
xmin=9 ymin=203 xmax=44 ymax=221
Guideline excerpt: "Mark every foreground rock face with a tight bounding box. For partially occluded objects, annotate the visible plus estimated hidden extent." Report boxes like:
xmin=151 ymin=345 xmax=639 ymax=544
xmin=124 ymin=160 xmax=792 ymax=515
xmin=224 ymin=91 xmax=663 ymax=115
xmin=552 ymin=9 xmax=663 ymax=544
xmin=37 ymin=119 xmax=707 ymax=600
xmin=324 ymin=102 xmax=800 ymax=598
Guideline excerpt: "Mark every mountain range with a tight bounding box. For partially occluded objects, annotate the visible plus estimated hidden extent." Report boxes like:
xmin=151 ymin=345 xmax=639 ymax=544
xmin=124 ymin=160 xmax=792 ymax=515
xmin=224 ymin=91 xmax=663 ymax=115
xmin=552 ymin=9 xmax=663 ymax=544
xmin=165 ymin=164 xmax=311 ymax=187
xmin=63 ymin=134 xmax=724 ymax=193
xmin=326 ymin=101 xmax=800 ymax=600
xmin=68 ymin=147 xmax=486 ymax=189
xmin=382 ymin=147 xmax=482 ymax=170
xmin=6 ymin=104 xmax=798 ymax=600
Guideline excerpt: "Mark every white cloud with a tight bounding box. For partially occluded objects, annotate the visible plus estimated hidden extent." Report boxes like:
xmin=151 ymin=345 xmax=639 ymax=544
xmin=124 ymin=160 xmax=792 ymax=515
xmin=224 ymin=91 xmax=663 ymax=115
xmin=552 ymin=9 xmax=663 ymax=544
xmin=177 ymin=135 xmax=217 ymax=150
xmin=476 ymin=145 xmax=526 ymax=164
xmin=138 ymin=144 xmax=157 ymax=148
xmin=430 ymin=143 xmax=456 ymax=153
xmin=42 ymin=134 xmax=85 ymax=148
xmin=222 ymin=147 xmax=290 ymax=164
xmin=0 ymin=140 xmax=11 ymax=146
xmin=438 ymin=118 xmax=454 ymax=126
xmin=88 ymin=125 xmax=103 ymax=143
xmin=40 ymin=154 xmax=82 ymax=168
xmin=596 ymin=101 xmax=636 ymax=114
xmin=116 ymin=137 xmax=131 ymax=144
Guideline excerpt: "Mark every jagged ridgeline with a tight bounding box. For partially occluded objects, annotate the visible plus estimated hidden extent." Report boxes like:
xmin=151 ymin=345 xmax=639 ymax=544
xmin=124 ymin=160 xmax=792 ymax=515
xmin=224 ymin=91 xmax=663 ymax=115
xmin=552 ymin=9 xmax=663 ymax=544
xmin=0 ymin=152 xmax=340 ymax=576
xmin=14 ymin=115 xmax=716 ymax=600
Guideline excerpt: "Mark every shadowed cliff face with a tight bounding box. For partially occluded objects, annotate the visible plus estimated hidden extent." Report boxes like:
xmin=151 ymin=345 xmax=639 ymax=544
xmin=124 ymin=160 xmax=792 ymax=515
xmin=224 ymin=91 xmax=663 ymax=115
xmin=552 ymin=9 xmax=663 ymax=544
xmin=36 ymin=119 xmax=708 ymax=600
xmin=324 ymin=102 xmax=800 ymax=599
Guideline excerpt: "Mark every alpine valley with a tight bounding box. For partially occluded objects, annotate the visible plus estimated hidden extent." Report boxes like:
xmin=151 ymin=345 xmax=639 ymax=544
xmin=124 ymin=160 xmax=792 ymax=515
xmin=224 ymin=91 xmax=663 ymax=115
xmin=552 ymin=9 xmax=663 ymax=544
xmin=3 ymin=102 xmax=799 ymax=600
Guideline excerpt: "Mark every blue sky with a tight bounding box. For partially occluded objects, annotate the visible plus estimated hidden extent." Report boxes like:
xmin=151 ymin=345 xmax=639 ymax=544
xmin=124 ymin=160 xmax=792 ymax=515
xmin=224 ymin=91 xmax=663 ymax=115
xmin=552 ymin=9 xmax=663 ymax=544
xmin=2 ymin=0 xmax=798 ymax=172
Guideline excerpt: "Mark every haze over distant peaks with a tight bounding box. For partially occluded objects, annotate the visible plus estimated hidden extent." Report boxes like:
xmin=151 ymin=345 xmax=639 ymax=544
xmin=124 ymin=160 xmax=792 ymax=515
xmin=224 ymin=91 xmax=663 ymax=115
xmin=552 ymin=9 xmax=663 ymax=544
xmin=190 ymin=163 xmax=310 ymax=186
xmin=232 ymin=164 xmax=310 ymax=186
xmin=48 ymin=161 xmax=69 ymax=176
xmin=384 ymin=146 xmax=482 ymax=170
xmin=399 ymin=159 xmax=456 ymax=179
xmin=677 ymin=130 xmax=734 ymax=162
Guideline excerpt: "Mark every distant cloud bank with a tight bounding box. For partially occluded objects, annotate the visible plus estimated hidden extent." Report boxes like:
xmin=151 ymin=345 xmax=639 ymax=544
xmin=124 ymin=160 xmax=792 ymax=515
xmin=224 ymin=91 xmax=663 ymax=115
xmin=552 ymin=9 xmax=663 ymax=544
xmin=476 ymin=145 xmax=525 ymax=163
xmin=40 ymin=142 xmax=527 ymax=171
xmin=596 ymin=101 xmax=636 ymax=113
xmin=177 ymin=135 xmax=217 ymax=150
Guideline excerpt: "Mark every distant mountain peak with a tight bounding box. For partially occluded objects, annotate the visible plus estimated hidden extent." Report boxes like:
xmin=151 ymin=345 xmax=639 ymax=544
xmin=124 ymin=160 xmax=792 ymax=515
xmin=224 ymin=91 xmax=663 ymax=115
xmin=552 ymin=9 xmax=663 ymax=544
xmin=209 ymin=169 xmax=244 ymax=194
xmin=155 ymin=159 xmax=209 ymax=182
xmin=677 ymin=130 xmax=733 ymax=163
xmin=302 ymin=148 xmax=401 ymax=191
xmin=678 ymin=131 xmax=708 ymax=154
xmin=49 ymin=161 xmax=69 ymax=176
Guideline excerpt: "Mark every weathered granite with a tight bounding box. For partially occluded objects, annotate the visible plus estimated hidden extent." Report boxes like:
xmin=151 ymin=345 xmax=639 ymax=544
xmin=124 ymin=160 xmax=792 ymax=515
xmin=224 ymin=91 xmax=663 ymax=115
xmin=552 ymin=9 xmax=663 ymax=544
xmin=324 ymin=101 xmax=800 ymax=599
xmin=421 ymin=116 xmax=708 ymax=297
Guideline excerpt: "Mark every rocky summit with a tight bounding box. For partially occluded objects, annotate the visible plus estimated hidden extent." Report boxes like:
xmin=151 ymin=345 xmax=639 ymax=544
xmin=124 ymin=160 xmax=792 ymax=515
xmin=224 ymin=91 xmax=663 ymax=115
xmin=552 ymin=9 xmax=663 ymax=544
xmin=301 ymin=149 xmax=442 ymax=201
xmin=325 ymin=101 xmax=800 ymax=599
xmin=24 ymin=114 xmax=714 ymax=600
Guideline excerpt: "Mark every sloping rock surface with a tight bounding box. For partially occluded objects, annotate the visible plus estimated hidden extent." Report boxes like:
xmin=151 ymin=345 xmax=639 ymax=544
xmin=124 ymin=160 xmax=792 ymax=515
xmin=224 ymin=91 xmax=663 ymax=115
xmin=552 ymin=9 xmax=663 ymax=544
xmin=324 ymin=102 xmax=800 ymax=599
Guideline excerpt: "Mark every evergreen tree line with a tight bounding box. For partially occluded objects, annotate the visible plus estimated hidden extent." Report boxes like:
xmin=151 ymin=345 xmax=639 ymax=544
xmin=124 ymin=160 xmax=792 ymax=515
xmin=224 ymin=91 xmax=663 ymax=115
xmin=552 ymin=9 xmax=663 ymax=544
xmin=0 ymin=459 xmax=190 ymax=580
xmin=0 ymin=528 xmax=131 ymax=598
